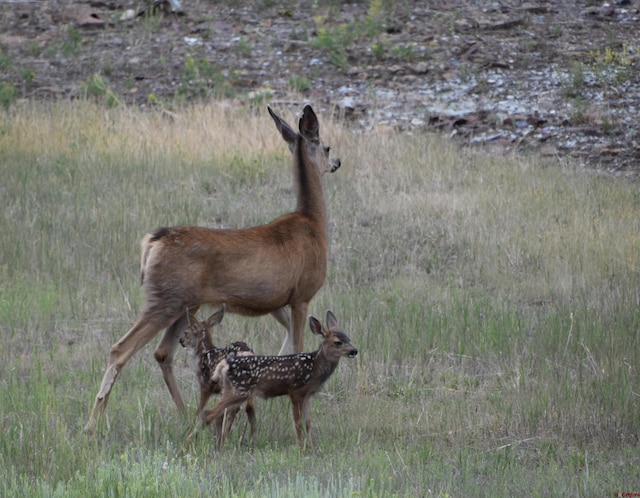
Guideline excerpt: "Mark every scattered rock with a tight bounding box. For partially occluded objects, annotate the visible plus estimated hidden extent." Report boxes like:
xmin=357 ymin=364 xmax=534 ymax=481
xmin=1 ymin=0 xmax=639 ymax=175
xmin=77 ymin=12 xmax=107 ymax=28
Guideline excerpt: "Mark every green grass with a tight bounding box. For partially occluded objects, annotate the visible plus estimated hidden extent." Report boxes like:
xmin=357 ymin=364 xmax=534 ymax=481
xmin=1 ymin=100 xmax=639 ymax=496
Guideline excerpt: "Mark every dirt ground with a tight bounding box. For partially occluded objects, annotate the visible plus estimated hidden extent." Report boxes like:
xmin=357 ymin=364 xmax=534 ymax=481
xmin=1 ymin=0 xmax=639 ymax=175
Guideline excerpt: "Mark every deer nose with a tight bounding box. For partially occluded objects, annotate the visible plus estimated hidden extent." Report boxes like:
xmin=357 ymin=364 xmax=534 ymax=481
xmin=179 ymin=338 xmax=186 ymax=347
xmin=331 ymin=158 xmax=341 ymax=172
xmin=348 ymin=348 xmax=358 ymax=358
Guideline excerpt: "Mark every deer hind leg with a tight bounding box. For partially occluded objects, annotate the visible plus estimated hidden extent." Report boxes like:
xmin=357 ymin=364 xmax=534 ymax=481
xmin=201 ymin=395 xmax=247 ymax=449
xmin=300 ymin=397 xmax=313 ymax=450
xmin=154 ymin=312 xmax=190 ymax=415
xmin=84 ymin=314 xmax=172 ymax=434
xmin=218 ymin=397 xmax=257 ymax=448
xmin=244 ymin=397 xmax=257 ymax=447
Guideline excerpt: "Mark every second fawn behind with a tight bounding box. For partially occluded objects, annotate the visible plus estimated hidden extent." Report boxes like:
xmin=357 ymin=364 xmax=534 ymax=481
xmin=180 ymin=305 xmax=256 ymax=443
xmin=197 ymin=310 xmax=358 ymax=449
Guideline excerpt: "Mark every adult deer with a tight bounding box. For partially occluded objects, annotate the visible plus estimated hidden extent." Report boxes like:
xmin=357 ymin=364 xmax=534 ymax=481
xmin=84 ymin=105 xmax=340 ymax=434
xmin=190 ymin=311 xmax=358 ymax=449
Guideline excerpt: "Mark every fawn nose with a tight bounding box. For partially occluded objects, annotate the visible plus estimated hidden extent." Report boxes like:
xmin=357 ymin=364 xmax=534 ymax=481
xmin=348 ymin=348 xmax=358 ymax=358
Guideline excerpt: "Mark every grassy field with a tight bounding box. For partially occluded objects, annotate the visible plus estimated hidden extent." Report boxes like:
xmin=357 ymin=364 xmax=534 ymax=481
xmin=0 ymin=100 xmax=639 ymax=497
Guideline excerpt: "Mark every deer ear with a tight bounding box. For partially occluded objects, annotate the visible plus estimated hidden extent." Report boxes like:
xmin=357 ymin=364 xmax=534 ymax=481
xmin=268 ymin=105 xmax=297 ymax=149
xmin=206 ymin=305 xmax=225 ymax=328
xmin=326 ymin=310 xmax=338 ymax=329
xmin=309 ymin=316 xmax=325 ymax=337
xmin=299 ymin=105 xmax=319 ymax=141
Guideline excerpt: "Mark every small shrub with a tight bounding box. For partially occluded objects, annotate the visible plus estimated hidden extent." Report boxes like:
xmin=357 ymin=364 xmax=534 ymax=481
xmin=288 ymin=75 xmax=311 ymax=93
xmin=561 ymin=62 xmax=585 ymax=98
xmin=81 ymin=74 xmax=119 ymax=107
xmin=179 ymin=57 xmax=236 ymax=99
xmin=21 ymin=68 xmax=36 ymax=85
xmin=392 ymin=43 xmax=416 ymax=61
xmin=590 ymin=43 xmax=636 ymax=87
xmin=289 ymin=26 xmax=308 ymax=41
xmin=0 ymin=51 xmax=12 ymax=72
xmin=234 ymin=38 xmax=252 ymax=57
xmin=370 ymin=42 xmax=386 ymax=60
xmin=311 ymin=24 xmax=352 ymax=69
xmin=568 ymin=96 xmax=589 ymax=124
xmin=0 ymin=82 xmax=17 ymax=109
xmin=248 ymin=89 xmax=273 ymax=106
xmin=61 ymin=27 xmax=82 ymax=57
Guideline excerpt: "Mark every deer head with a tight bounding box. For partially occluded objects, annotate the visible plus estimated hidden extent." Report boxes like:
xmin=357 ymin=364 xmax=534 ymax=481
xmin=268 ymin=104 xmax=341 ymax=175
xmin=309 ymin=310 xmax=358 ymax=361
xmin=180 ymin=305 xmax=226 ymax=349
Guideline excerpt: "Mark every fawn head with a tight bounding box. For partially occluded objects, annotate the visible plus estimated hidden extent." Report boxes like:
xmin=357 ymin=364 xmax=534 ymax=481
xmin=268 ymin=104 xmax=341 ymax=175
xmin=309 ymin=310 xmax=358 ymax=361
xmin=180 ymin=305 xmax=226 ymax=349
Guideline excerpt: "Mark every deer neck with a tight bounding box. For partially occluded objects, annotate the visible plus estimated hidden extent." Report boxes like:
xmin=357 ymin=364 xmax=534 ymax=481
xmin=293 ymin=137 xmax=327 ymax=225
xmin=193 ymin=333 xmax=212 ymax=360
xmin=310 ymin=349 xmax=339 ymax=385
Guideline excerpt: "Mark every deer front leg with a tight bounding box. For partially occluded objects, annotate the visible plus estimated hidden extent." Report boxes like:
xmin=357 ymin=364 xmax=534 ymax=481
xmin=194 ymin=384 xmax=214 ymax=419
xmin=290 ymin=397 xmax=306 ymax=448
xmin=289 ymin=302 xmax=309 ymax=354
xmin=290 ymin=394 xmax=314 ymax=450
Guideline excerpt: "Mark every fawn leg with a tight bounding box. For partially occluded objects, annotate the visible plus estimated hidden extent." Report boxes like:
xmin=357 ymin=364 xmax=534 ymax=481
xmin=290 ymin=395 xmax=313 ymax=449
xmin=290 ymin=397 xmax=305 ymax=448
xmin=194 ymin=383 xmax=214 ymax=419
xmin=300 ymin=396 xmax=313 ymax=450
xmin=202 ymin=396 xmax=247 ymax=449
xmin=245 ymin=397 xmax=257 ymax=447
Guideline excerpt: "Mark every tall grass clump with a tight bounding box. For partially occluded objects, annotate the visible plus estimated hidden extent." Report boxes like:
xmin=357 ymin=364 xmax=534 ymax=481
xmin=0 ymin=99 xmax=639 ymax=496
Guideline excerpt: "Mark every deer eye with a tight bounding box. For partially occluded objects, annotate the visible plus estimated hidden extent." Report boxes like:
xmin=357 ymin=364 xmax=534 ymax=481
xmin=334 ymin=340 xmax=342 ymax=347
xmin=324 ymin=146 xmax=331 ymax=154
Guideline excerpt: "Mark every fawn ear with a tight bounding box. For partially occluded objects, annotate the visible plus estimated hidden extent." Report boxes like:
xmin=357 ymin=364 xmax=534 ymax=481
xmin=309 ymin=316 xmax=325 ymax=337
xmin=299 ymin=105 xmax=319 ymax=141
xmin=268 ymin=105 xmax=297 ymax=150
xmin=186 ymin=308 xmax=197 ymax=326
xmin=326 ymin=310 xmax=338 ymax=330
xmin=205 ymin=304 xmax=225 ymax=328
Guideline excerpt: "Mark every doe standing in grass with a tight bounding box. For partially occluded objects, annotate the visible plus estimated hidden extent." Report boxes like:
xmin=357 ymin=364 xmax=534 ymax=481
xmin=84 ymin=105 xmax=341 ymax=434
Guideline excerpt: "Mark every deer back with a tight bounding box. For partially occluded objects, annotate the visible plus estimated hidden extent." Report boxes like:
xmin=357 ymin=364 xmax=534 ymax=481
xmin=223 ymin=310 xmax=357 ymax=399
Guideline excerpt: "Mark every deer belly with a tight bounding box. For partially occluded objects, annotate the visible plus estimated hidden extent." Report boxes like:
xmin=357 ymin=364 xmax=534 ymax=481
xmin=222 ymin=283 xmax=293 ymax=316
